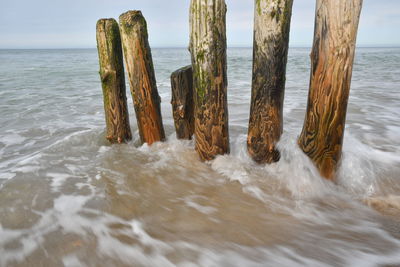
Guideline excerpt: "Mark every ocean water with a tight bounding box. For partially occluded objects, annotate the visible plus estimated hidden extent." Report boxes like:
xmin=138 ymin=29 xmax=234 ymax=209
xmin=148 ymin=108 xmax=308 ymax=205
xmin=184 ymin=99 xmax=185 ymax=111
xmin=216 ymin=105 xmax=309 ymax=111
xmin=0 ymin=47 xmax=399 ymax=266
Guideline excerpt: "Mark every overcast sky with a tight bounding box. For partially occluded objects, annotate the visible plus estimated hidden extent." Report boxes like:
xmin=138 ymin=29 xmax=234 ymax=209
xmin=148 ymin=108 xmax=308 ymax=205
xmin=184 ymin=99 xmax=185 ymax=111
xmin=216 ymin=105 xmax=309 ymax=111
xmin=0 ymin=0 xmax=399 ymax=48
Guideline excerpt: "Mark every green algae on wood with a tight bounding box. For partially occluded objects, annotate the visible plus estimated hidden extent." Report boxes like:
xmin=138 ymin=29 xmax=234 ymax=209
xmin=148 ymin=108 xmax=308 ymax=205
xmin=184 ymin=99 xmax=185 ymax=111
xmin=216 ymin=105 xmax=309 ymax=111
xmin=247 ymin=0 xmax=293 ymax=163
xmin=189 ymin=0 xmax=230 ymax=161
xmin=298 ymin=0 xmax=363 ymax=181
xmin=96 ymin=18 xmax=132 ymax=144
xmin=119 ymin=11 xmax=165 ymax=145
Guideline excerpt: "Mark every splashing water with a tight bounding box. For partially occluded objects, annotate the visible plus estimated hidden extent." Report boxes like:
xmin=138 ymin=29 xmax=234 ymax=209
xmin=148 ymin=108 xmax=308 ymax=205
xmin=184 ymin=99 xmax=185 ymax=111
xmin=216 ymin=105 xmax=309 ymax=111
xmin=0 ymin=48 xmax=399 ymax=266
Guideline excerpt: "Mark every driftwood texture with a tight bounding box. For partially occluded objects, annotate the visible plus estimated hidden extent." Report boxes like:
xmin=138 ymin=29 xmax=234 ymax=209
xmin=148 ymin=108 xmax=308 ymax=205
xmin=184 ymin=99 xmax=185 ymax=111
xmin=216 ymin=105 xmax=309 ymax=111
xmin=247 ymin=0 xmax=293 ymax=163
xmin=96 ymin=18 xmax=132 ymax=144
xmin=171 ymin=66 xmax=194 ymax=140
xmin=298 ymin=0 xmax=363 ymax=180
xmin=119 ymin=11 xmax=165 ymax=145
xmin=189 ymin=0 xmax=230 ymax=161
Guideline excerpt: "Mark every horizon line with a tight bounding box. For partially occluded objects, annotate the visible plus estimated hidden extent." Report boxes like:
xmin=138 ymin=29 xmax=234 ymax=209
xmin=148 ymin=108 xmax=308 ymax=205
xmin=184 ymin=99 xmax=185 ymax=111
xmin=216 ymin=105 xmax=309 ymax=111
xmin=1 ymin=45 xmax=400 ymax=50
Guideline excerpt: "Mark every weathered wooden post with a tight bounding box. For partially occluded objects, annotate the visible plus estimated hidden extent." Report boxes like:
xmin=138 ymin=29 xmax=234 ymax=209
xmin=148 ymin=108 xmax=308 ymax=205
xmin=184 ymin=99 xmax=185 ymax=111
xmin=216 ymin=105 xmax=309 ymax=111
xmin=96 ymin=18 xmax=132 ymax=144
xmin=189 ymin=0 xmax=230 ymax=161
xmin=171 ymin=66 xmax=194 ymax=140
xmin=119 ymin=11 xmax=165 ymax=145
xmin=298 ymin=0 xmax=363 ymax=180
xmin=247 ymin=0 xmax=294 ymax=163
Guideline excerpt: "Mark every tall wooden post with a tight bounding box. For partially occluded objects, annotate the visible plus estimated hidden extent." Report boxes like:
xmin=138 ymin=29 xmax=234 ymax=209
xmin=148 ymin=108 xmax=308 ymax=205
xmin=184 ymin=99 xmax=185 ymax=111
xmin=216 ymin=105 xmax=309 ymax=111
xmin=298 ymin=0 xmax=363 ymax=180
xmin=119 ymin=11 xmax=165 ymax=145
xmin=189 ymin=0 xmax=230 ymax=161
xmin=171 ymin=66 xmax=194 ymax=140
xmin=96 ymin=18 xmax=132 ymax=144
xmin=247 ymin=0 xmax=294 ymax=163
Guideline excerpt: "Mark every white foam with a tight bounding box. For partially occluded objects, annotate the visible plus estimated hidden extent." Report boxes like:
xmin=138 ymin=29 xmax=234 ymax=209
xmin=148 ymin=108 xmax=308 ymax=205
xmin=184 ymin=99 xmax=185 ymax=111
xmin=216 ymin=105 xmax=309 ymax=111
xmin=53 ymin=194 xmax=92 ymax=235
xmin=183 ymin=196 xmax=217 ymax=215
xmin=211 ymin=155 xmax=251 ymax=184
xmin=338 ymin=131 xmax=400 ymax=196
xmin=211 ymin=132 xmax=335 ymax=199
xmin=0 ymin=133 xmax=26 ymax=147
xmin=62 ymin=254 xmax=87 ymax=267
xmin=14 ymin=165 xmax=41 ymax=174
xmin=353 ymin=122 xmax=373 ymax=131
xmin=98 ymin=145 xmax=110 ymax=154
xmin=47 ymin=172 xmax=71 ymax=192
xmin=0 ymin=172 xmax=16 ymax=180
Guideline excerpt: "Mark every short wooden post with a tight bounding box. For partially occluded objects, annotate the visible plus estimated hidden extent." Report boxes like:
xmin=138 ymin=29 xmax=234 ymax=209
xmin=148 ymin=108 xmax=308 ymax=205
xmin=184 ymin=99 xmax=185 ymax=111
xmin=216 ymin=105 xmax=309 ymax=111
xmin=96 ymin=18 xmax=132 ymax=144
xmin=247 ymin=0 xmax=294 ymax=163
xmin=119 ymin=11 xmax=165 ymax=145
xmin=298 ymin=0 xmax=363 ymax=180
xmin=171 ymin=66 xmax=194 ymax=140
xmin=189 ymin=0 xmax=230 ymax=161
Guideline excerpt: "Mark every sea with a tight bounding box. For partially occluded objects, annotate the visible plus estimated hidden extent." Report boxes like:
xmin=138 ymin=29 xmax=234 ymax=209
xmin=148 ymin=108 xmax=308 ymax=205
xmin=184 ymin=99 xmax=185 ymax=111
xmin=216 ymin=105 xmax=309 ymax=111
xmin=0 ymin=47 xmax=400 ymax=266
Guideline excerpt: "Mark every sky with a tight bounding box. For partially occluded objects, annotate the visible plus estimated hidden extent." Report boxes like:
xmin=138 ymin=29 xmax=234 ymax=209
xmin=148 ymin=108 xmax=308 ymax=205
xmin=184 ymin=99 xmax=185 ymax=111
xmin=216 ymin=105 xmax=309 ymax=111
xmin=0 ymin=0 xmax=399 ymax=49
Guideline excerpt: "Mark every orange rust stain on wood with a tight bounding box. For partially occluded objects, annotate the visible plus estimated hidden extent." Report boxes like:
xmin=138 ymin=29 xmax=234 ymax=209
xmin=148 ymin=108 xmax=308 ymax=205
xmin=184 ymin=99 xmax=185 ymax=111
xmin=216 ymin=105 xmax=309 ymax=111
xmin=119 ymin=11 xmax=165 ymax=145
xmin=134 ymin=39 xmax=164 ymax=145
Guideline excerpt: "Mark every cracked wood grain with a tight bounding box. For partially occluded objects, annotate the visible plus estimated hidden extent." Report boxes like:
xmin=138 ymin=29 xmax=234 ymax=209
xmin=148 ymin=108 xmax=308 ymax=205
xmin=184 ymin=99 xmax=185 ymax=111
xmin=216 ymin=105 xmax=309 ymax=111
xmin=96 ymin=18 xmax=132 ymax=144
xmin=189 ymin=0 xmax=230 ymax=161
xmin=298 ymin=0 xmax=363 ymax=180
xmin=171 ymin=66 xmax=194 ymax=140
xmin=119 ymin=11 xmax=165 ymax=145
xmin=248 ymin=0 xmax=294 ymax=163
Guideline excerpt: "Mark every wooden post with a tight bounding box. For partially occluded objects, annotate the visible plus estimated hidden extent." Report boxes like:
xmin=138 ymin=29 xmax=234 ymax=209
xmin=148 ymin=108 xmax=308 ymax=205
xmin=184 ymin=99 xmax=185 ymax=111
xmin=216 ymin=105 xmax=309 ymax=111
xmin=247 ymin=0 xmax=294 ymax=163
xmin=119 ymin=11 xmax=165 ymax=145
xmin=298 ymin=0 xmax=363 ymax=180
xmin=189 ymin=0 xmax=230 ymax=161
xmin=171 ymin=66 xmax=194 ymax=140
xmin=96 ymin=18 xmax=132 ymax=144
